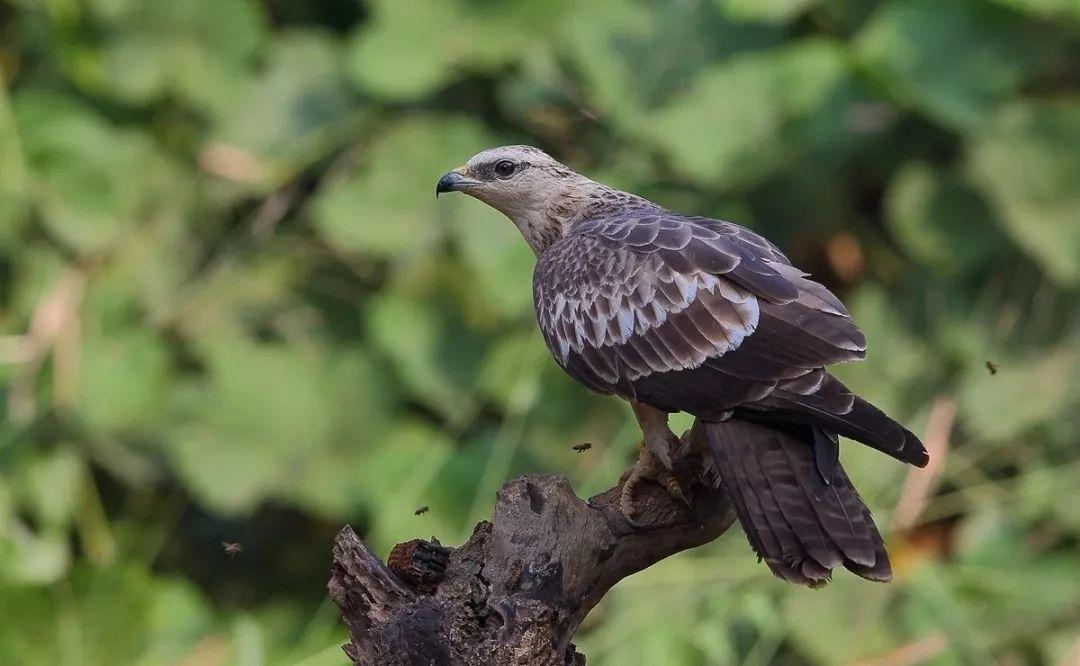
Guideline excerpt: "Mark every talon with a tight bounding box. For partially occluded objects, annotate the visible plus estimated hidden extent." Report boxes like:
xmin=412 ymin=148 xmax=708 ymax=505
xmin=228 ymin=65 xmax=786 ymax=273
xmin=618 ymin=441 xmax=693 ymax=526
xmin=662 ymin=474 xmax=692 ymax=511
xmin=621 ymin=511 xmax=651 ymax=531
xmin=618 ymin=464 xmax=645 ymax=519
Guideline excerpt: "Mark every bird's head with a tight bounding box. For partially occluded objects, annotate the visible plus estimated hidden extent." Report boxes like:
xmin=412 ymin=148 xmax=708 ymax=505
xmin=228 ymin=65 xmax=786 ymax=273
xmin=436 ymin=145 xmax=594 ymax=254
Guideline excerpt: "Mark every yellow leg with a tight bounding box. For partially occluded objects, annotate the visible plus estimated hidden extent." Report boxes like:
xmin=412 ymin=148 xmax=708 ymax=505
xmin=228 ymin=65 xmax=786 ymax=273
xmin=618 ymin=402 xmax=691 ymax=521
xmin=630 ymin=401 xmax=681 ymax=466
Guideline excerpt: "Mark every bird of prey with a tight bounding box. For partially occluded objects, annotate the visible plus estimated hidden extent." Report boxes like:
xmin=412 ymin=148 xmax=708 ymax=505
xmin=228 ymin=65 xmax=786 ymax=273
xmin=436 ymin=146 xmax=928 ymax=586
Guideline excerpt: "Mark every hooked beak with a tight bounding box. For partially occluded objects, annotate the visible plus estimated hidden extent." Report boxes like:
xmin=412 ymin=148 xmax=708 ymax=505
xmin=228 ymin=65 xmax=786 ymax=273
xmin=435 ymin=168 xmax=478 ymax=197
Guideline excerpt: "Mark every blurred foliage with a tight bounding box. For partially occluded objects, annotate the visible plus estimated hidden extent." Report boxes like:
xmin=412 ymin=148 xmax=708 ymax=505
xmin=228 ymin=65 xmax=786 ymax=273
xmin=1 ymin=0 xmax=1078 ymax=664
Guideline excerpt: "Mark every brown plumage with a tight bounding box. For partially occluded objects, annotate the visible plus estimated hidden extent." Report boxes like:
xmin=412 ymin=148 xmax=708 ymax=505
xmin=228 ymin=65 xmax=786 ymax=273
xmin=436 ymin=146 xmax=929 ymax=586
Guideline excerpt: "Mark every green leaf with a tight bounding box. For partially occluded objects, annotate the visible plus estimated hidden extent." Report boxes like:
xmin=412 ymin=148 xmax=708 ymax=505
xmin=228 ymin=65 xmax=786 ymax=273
xmin=885 ymin=162 xmax=1004 ymax=273
xmin=63 ymin=0 xmax=266 ymax=110
xmin=948 ymin=516 xmax=1080 ymax=647
xmin=830 ymin=284 xmax=927 ymax=417
xmin=957 ymin=346 xmax=1078 ymax=443
xmin=1015 ymin=465 xmax=1080 ymax=531
xmin=361 ymin=421 xmax=457 ymax=549
xmin=856 ymin=0 xmax=1044 ymax=130
xmin=640 ymin=40 xmax=852 ymax=187
xmin=86 ymin=213 xmax=196 ymax=324
xmin=0 ymin=447 xmax=87 ymax=587
xmin=449 ymin=203 xmax=536 ymax=319
xmin=166 ymin=337 xmax=335 ymax=513
xmin=166 ymin=337 xmax=399 ymax=515
xmin=562 ymin=0 xmax=767 ymax=127
xmin=785 ymin=577 xmax=895 ymax=663
xmin=345 ymin=0 xmax=469 ymax=100
xmin=0 ymin=563 xmax=217 ymax=664
xmin=312 ymin=115 xmax=492 ymax=257
xmin=210 ymin=30 xmax=361 ymax=190
xmin=13 ymin=91 xmax=167 ymax=254
xmin=78 ymin=329 xmax=172 ymax=435
xmin=0 ymin=83 xmax=28 ymax=243
xmin=15 ymin=447 xmax=84 ymax=529
xmin=555 ymin=0 xmax=652 ymax=125
xmin=346 ymin=0 xmax=574 ymax=101
xmin=902 ymin=564 xmax=990 ymax=662
xmin=992 ymin=0 xmax=1080 ymax=22
xmin=139 ymin=578 xmax=220 ymax=664
xmin=477 ymin=332 xmax=549 ymax=413
xmin=0 ymin=530 xmax=70 ymax=585
xmin=966 ymin=99 xmax=1080 ymax=284
xmin=366 ymin=292 xmax=486 ymax=423
xmin=285 ymin=349 xmax=403 ymax=516
xmin=0 ymin=476 xmax=71 ymax=585
xmin=717 ymin=0 xmax=820 ymax=24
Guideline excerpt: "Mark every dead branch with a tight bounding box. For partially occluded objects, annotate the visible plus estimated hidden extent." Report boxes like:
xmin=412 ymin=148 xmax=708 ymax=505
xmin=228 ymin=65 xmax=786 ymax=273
xmin=328 ymin=433 xmax=734 ymax=665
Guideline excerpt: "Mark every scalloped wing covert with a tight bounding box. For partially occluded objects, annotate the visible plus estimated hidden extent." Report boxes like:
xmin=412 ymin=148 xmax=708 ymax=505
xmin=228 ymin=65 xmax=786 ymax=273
xmin=533 ymin=213 xmax=862 ymax=396
xmin=532 ymin=212 xmax=926 ymax=467
xmin=534 ymin=232 xmax=760 ymax=385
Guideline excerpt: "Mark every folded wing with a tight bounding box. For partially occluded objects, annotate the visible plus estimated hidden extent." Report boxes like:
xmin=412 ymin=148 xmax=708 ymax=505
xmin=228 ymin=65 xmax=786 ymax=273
xmin=533 ymin=212 xmax=927 ymax=468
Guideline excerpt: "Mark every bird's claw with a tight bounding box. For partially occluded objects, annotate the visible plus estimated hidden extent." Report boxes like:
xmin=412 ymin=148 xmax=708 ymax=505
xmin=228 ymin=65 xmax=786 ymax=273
xmin=619 ymin=443 xmax=692 ymax=528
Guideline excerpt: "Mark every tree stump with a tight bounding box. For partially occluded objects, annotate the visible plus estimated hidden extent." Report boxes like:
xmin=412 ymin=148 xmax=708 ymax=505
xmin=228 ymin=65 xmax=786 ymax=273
xmin=328 ymin=432 xmax=735 ymax=665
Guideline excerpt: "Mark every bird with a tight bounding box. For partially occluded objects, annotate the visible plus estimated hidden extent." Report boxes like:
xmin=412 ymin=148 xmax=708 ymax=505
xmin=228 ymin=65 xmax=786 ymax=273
xmin=436 ymin=145 xmax=929 ymax=586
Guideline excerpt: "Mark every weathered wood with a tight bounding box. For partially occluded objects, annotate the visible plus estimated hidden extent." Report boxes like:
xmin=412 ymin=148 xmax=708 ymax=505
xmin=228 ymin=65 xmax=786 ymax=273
xmin=388 ymin=539 xmax=451 ymax=595
xmin=328 ymin=435 xmax=735 ymax=665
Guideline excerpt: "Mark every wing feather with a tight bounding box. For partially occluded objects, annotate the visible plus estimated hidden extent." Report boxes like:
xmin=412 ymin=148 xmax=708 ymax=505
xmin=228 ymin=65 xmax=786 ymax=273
xmin=534 ymin=211 xmax=925 ymax=467
xmin=534 ymin=213 xmax=862 ymax=389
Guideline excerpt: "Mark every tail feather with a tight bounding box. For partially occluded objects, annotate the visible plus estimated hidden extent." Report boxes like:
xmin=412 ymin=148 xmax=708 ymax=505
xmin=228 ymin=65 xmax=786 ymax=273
xmin=842 ymin=500 xmax=893 ymax=582
xmin=757 ymin=441 xmax=843 ymax=570
xmin=712 ymin=434 xmax=797 ymax=580
xmin=755 ymin=374 xmax=930 ymax=468
xmin=705 ymin=419 xmax=892 ymax=586
xmin=740 ymin=447 xmax=821 ymax=577
xmin=798 ymin=453 xmax=878 ymax=568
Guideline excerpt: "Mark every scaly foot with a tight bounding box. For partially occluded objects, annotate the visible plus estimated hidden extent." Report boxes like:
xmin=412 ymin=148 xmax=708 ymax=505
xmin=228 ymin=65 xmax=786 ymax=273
xmin=618 ymin=437 xmax=691 ymax=527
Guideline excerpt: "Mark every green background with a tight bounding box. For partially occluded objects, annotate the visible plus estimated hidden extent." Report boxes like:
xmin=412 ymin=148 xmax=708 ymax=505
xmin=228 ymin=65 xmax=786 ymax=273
xmin=1 ymin=0 xmax=1078 ymax=664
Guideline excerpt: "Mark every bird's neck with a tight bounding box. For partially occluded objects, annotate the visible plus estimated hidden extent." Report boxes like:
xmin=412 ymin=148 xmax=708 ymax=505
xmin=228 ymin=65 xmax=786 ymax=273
xmin=510 ymin=207 xmax=575 ymax=256
xmin=511 ymin=182 xmax=656 ymax=256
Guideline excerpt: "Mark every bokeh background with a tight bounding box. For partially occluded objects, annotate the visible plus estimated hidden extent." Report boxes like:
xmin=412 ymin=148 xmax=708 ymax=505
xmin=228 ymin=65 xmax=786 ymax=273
xmin=1 ymin=0 xmax=1079 ymax=664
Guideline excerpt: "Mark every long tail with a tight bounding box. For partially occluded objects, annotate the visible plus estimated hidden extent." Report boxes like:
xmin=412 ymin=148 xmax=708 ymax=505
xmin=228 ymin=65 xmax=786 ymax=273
xmin=752 ymin=373 xmax=929 ymax=468
xmin=704 ymin=418 xmax=892 ymax=586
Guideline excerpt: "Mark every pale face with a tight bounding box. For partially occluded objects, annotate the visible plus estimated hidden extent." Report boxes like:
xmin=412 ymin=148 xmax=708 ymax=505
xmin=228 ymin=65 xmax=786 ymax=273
xmin=436 ymin=145 xmax=592 ymax=253
xmin=437 ymin=146 xmax=575 ymax=215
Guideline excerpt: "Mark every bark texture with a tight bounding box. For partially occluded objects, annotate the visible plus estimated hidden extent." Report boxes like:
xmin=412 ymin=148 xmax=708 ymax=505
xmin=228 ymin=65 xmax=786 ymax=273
xmin=328 ymin=437 xmax=735 ymax=665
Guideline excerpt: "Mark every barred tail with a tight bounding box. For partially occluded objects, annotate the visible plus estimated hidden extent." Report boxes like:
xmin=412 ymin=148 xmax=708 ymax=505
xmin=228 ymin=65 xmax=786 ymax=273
xmin=704 ymin=418 xmax=892 ymax=586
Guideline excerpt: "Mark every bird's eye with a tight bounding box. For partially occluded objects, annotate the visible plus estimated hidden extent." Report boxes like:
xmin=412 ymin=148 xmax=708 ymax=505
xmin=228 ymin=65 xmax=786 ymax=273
xmin=493 ymin=160 xmax=516 ymax=178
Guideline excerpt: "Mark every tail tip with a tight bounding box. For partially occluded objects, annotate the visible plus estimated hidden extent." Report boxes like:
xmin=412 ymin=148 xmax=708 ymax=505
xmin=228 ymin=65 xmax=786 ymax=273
xmin=912 ymin=450 xmax=930 ymax=468
xmin=844 ymin=553 xmax=893 ymax=583
xmin=903 ymin=431 xmax=931 ymax=468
